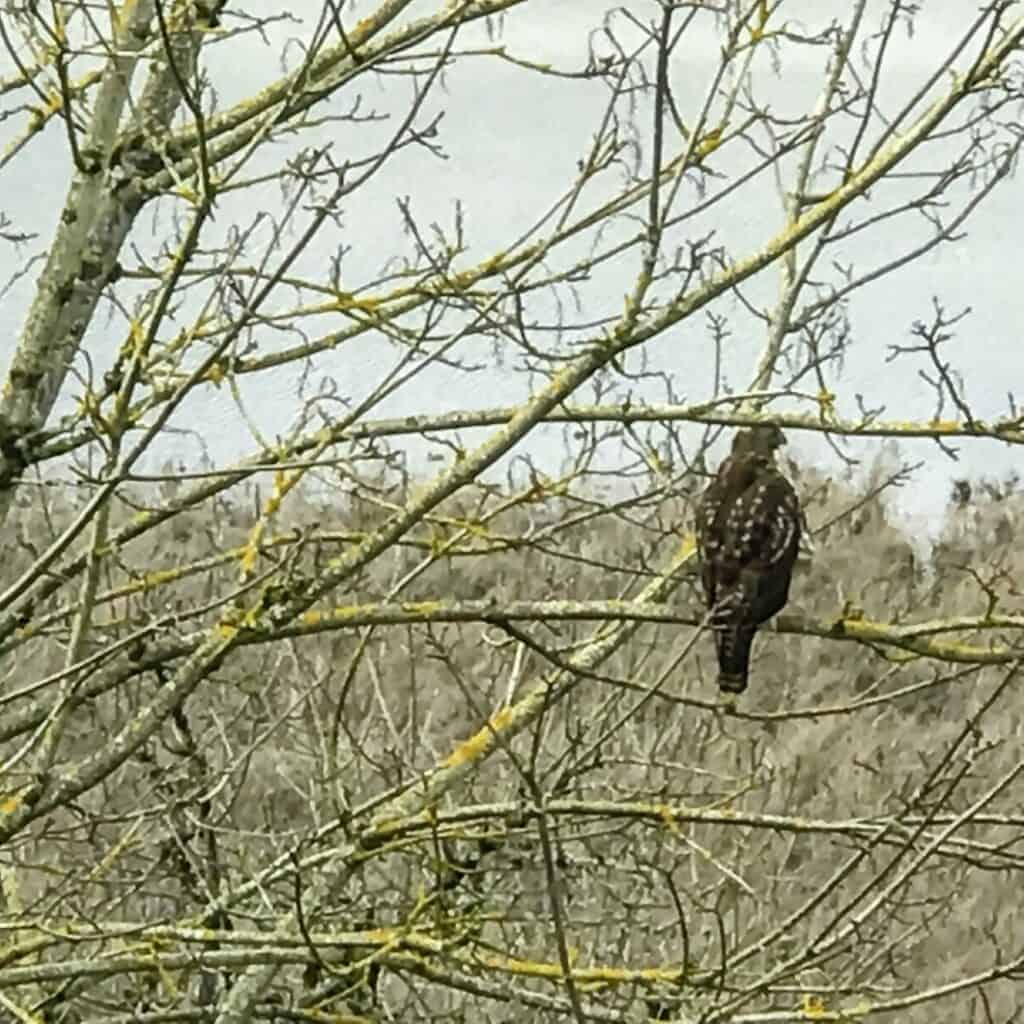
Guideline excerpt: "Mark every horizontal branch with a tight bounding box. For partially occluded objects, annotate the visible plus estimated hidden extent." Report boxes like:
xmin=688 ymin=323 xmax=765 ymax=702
xmin=28 ymin=394 xmax=1024 ymax=473
xmin=254 ymin=598 xmax=1024 ymax=666
xmin=319 ymin=402 xmax=1024 ymax=449
xmin=350 ymin=796 xmax=1024 ymax=875
xmin=0 ymin=918 xmax=705 ymax=991
xmin=2 ymin=591 xmax=1016 ymax=753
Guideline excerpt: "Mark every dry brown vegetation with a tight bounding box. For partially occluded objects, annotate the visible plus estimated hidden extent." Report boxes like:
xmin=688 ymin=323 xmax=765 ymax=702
xmin=4 ymin=3 xmax=1024 ymax=1021
xmin=4 ymin=449 xmax=1024 ymax=1022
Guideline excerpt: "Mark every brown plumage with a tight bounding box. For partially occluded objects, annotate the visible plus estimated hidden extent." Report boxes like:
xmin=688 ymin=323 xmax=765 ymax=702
xmin=695 ymin=425 xmax=801 ymax=693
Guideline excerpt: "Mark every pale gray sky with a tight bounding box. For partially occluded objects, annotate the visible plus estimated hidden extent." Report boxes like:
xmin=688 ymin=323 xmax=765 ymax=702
xmin=0 ymin=2 xmax=1020 ymax=531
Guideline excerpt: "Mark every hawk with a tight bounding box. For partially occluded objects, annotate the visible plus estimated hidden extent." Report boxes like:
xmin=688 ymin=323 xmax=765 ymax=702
xmin=695 ymin=425 xmax=801 ymax=694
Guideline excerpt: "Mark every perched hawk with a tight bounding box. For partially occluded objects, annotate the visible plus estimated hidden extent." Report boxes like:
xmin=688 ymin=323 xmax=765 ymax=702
xmin=695 ymin=425 xmax=801 ymax=694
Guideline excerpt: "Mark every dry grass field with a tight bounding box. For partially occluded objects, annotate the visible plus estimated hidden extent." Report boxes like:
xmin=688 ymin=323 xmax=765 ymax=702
xmin=3 ymin=447 xmax=1023 ymax=1023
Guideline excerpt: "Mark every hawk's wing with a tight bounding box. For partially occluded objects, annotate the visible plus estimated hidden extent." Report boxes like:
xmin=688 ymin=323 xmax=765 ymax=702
xmin=697 ymin=462 xmax=801 ymax=625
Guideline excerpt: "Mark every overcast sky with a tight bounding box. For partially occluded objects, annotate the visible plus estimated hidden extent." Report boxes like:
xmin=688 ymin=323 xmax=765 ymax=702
xmin=0 ymin=2 xmax=1021 ymax=533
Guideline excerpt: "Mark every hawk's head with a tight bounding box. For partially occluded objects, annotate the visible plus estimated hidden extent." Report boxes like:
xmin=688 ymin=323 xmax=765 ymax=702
xmin=731 ymin=424 xmax=787 ymax=460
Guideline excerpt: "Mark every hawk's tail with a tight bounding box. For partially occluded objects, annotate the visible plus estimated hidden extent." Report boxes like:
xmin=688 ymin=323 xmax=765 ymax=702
xmin=714 ymin=624 xmax=756 ymax=694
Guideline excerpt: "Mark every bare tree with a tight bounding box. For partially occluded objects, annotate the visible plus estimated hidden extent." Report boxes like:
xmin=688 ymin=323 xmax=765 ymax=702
xmin=2 ymin=2 xmax=1024 ymax=1021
